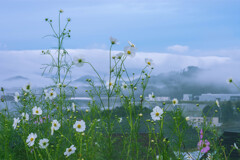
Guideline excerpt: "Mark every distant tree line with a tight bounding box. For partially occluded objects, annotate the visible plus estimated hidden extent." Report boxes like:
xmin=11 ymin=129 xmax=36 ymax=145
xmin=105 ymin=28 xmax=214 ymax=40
xmin=202 ymin=101 xmax=240 ymax=123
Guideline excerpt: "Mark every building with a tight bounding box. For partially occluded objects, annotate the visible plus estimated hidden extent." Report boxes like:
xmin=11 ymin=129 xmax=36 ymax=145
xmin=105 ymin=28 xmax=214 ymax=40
xmin=198 ymin=93 xmax=240 ymax=101
xmin=187 ymin=117 xmax=222 ymax=127
xmin=155 ymin=97 xmax=170 ymax=101
xmin=145 ymin=96 xmax=170 ymax=101
xmin=183 ymin=94 xmax=193 ymax=101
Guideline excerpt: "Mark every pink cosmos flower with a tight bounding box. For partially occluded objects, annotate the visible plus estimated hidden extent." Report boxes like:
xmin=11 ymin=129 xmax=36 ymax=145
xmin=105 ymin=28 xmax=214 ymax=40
xmin=200 ymin=129 xmax=203 ymax=139
xmin=198 ymin=140 xmax=210 ymax=153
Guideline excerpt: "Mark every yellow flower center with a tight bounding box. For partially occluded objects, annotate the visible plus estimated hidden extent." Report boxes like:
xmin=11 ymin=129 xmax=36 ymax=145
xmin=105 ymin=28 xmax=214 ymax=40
xmin=54 ymin=123 xmax=57 ymax=127
xmin=50 ymin=93 xmax=54 ymax=96
xmin=127 ymin=50 xmax=131 ymax=55
xmin=43 ymin=142 xmax=47 ymax=146
xmin=36 ymin=110 xmax=39 ymax=114
xmin=30 ymin=138 xmax=34 ymax=141
xmin=173 ymin=101 xmax=176 ymax=104
xmin=109 ymin=82 xmax=112 ymax=86
xmin=155 ymin=112 xmax=159 ymax=116
xmin=77 ymin=124 xmax=81 ymax=128
xmin=131 ymin=44 xmax=135 ymax=47
xmin=147 ymin=62 xmax=151 ymax=65
xmin=68 ymin=148 xmax=72 ymax=152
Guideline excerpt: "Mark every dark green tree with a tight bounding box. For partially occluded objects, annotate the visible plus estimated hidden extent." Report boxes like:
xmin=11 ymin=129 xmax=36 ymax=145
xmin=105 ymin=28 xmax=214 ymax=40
xmin=202 ymin=105 xmax=220 ymax=117
xmin=221 ymin=101 xmax=234 ymax=123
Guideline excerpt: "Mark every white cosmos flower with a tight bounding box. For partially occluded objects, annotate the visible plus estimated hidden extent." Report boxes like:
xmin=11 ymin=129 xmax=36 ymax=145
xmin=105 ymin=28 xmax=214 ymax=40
xmin=64 ymin=145 xmax=76 ymax=157
xmin=226 ymin=77 xmax=233 ymax=84
xmin=57 ymin=83 xmax=62 ymax=88
xmin=32 ymin=106 xmax=42 ymax=115
xmin=128 ymin=41 xmax=136 ymax=48
xmin=73 ymin=56 xmax=85 ymax=67
xmin=150 ymin=106 xmax=163 ymax=121
xmin=39 ymin=138 xmax=49 ymax=149
xmin=116 ymin=52 xmax=124 ymax=59
xmin=44 ymin=89 xmax=49 ymax=99
xmin=149 ymin=92 xmax=155 ymax=100
xmin=110 ymin=36 xmax=118 ymax=45
xmin=73 ymin=120 xmax=86 ymax=132
xmin=14 ymin=92 xmax=20 ymax=102
xmin=121 ymin=82 xmax=128 ymax=90
xmin=118 ymin=117 xmax=122 ymax=123
xmin=206 ymin=153 xmax=212 ymax=160
xmin=52 ymin=120 xmax=60 ymax=131
xmin=72 ymin=102 xmax=76 ymax=112
xmin=234 ymin=143 xmax=239 ymax=150
xmin=51 ymin=126 xmax=54 ymax=135
xmin=48 ymin=89 xmax=57 ymax=100
xmin=23 ymin=83 xmax=31 ymax=92
xmin=13 ymin=117 xmax=20 ymax=130
xmin=172 ymin=98 xmax=178 ymax=106
xmin=216 ymin=99 xmax=220 ymax=107
xmin=26 ymin=133 xmax=37 ymax=147
xmin=21 ymin=113 xmax=29 ymax=121
xmin=145 ymin=58 xmax=153 ymax=66
xmin=124 ymin=46 xmax=136 ymax=58
xmin=106 ymin=81 xmax=114 ymax=90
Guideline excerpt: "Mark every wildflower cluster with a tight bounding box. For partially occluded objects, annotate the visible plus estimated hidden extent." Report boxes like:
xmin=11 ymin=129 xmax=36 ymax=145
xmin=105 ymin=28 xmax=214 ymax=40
xmin=0 ymin=11 xmax=238 ymax=160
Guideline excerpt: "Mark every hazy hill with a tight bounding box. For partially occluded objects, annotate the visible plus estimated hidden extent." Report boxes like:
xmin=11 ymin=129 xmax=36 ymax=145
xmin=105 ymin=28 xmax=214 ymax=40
xmin=4 ymin=76 xmax=28 ymax=81
xmin=143 ymin=66 xmax=235 ymax=99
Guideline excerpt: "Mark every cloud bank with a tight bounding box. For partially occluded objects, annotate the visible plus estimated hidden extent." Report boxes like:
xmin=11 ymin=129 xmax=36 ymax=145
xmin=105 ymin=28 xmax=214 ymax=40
xmin=0 ymin=48 xmax=238 ymax=88
xmin=167 ymin=45 xmax=189 ymax=53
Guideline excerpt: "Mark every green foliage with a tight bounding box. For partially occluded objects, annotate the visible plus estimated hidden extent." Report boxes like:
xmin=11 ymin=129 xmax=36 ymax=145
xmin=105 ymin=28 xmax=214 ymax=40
xmin=221 ymin=101 xmax=234 ymax=123
xmin=0 ymin=11 xmax=238 ymax=160
xmin=202 ymin=105 xmax=220 ymax=117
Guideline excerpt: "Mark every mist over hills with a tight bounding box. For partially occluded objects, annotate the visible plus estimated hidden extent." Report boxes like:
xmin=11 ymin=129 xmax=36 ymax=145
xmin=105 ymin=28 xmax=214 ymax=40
xmin=143 ymin=66 xmax=236 ymax=99
xmin=72 ymin=66 xmax=237 ymax=98
xmin=1 ymin=66 xmax=238 ymax=98
xmin=4 ymin=76 xmax=29 ymax=81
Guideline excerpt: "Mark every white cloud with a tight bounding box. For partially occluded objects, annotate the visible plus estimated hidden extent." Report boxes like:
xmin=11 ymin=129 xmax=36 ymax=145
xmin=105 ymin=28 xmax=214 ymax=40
xmin=0 ymin=49 xmax=234 ymax=88
xmin=167 ymin=45 xmax=189 ymax=53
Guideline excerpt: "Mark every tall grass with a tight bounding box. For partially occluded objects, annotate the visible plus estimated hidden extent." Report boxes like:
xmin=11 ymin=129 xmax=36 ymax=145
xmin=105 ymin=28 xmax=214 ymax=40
xmin=0 ymin=11 xmax=239 ymax=160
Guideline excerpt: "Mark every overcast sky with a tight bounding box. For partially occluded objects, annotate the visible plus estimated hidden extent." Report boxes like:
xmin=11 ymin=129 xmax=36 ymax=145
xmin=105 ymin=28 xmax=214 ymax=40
xmin=0 ymin=0 xmax=240 ymax=87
